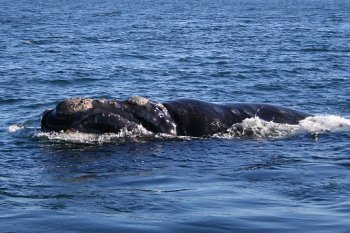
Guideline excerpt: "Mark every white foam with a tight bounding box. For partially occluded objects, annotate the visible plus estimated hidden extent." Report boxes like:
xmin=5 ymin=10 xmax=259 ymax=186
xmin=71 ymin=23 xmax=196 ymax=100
xmin=35 ymin=124 xmax=154 ymax=144
xmin=7 ymin=124 xmax=25 ymax=133
xmin=12 ymin=115 xmax=350 ymax=144
xmin=299 ymin=115 xmax=350 ymax=133
xmin=214 ymin=115 xmax=350 ymax=139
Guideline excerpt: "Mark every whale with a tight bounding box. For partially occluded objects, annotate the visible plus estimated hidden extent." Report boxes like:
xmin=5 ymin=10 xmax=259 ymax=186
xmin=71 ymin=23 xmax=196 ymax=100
xmin=41 ymin=96 xmax=312 ymax=137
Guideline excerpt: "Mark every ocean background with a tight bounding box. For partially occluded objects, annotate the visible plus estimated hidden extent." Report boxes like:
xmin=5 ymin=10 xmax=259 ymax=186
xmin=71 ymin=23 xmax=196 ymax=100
xmin=1 ymin=0 xmax=350 ymax=232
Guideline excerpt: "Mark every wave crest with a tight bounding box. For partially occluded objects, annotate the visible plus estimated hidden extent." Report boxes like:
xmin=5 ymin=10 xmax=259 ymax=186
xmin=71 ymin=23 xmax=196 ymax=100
xmin=35 ymin=124 xmax=154 ymax=144
xmin=8 ymin=115 xmax=350 ymax=144
xmin=214 ymin=115 xmax=350 ymax=139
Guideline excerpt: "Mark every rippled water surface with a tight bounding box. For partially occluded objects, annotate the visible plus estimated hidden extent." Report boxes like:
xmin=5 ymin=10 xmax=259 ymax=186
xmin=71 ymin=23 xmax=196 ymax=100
xmin=1 ymin=0 xmax=350 ymax=232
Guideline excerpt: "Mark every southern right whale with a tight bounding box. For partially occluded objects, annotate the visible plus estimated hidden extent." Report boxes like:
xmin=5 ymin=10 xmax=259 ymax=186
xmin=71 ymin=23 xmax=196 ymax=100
xmin=41 ymin=96 xmax=311 ymax=137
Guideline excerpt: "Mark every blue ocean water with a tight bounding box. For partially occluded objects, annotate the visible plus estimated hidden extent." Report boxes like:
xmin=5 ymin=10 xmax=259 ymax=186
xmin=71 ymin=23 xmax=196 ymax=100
xmin=1 ymin=0 xmax=350 ymax=232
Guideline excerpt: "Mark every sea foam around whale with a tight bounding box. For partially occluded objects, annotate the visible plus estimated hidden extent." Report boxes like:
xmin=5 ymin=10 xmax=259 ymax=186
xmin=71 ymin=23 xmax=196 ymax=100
xmin=8 ymin=115 xmax=350 ymax=144
xmin=213 ymin=115 xmax=350 ymax=139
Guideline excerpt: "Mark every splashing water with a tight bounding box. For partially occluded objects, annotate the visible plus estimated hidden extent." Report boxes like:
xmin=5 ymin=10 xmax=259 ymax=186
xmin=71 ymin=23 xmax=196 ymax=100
xmin=8 ymin=115 xmax=350 ymax=144
xmin=34 ymin=124 xmax=155 ymax=144
xmin=7 ymin=124 xmax=25 ymax=133
xmin=214 ymin=115 xmax=350 ymax=139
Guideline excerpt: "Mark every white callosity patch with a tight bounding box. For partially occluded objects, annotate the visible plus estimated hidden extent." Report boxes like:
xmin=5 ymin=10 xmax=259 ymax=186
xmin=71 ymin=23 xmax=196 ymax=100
xmin=126 ymin=96 xmax=176 ymax=135
xmin=56 ymin=98 xmax=93 ymax=115
xmin=127 ymin=96 xmax=150 ymax=106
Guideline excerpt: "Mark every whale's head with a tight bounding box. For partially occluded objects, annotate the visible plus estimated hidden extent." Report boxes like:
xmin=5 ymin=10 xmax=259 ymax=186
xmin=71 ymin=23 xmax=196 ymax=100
xmin=41 ymin=96 xmax=176 ymax=135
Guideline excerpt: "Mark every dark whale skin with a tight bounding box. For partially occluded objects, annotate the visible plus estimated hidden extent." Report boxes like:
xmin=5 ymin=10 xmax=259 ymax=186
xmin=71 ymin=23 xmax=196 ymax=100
xmin=163 ymin=99 xmax=311 ymax=137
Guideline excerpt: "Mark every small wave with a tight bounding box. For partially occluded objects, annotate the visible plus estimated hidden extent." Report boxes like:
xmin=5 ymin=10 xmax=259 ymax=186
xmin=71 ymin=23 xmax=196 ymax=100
xmin=214 ymin=115 xmax=350 ymax=139
xmin=214 ymin=117 xmax=300 ymax=139
xmin=10 ymin=115 xmax=350 ymax=144
xmin=35 ymin=128 xmax=194 ymax=144
xmin=35 ymin=125 xmax=155 ymax=144
xmin=299 ymin=115 xmax=350 ymax=132
xmin=93 ymin=10 xmax=122 ymax=17
xmin=8 ymin=124 xmax=40 ymax=138
xmin=8 ymin=124 xmax=25 ymax=133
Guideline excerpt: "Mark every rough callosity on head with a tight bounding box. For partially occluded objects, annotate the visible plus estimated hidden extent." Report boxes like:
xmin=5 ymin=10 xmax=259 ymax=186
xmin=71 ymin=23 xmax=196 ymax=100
xmin=155 ymin=102 xmax=167 ymax=111
xmin=127 ymin=96 xmax=150 ymax=106
xmin=56 ymin=98 xmax=93 ymax=115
